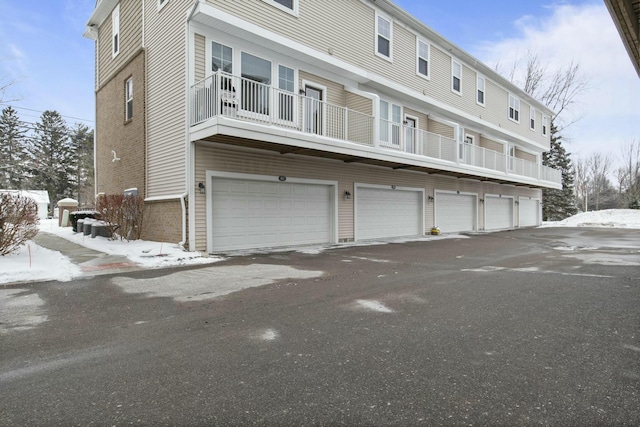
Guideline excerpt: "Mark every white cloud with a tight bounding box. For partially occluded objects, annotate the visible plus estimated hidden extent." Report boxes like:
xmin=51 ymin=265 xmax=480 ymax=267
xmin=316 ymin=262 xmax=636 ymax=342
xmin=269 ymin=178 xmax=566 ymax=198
xmin=474 ymin=3 xmax=640 ymax=162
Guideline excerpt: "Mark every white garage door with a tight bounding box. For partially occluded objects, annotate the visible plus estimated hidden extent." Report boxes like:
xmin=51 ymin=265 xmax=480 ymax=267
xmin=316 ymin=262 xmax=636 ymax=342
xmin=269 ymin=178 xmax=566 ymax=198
xmin=485 ymin=196 xmax=514 ymax=230
xmin=435 ymin=192 xmax=476 ymax=233
xmin=211 ymin=177 xmax=333 ymax=251
xmin=519 ymin=199 xmax=540 ymax=227
xmin=356 ymin=187 xmax=422 ymax=240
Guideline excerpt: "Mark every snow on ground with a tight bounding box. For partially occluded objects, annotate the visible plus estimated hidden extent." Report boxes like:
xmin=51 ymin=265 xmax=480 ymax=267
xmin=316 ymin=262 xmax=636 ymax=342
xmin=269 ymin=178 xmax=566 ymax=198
xmin=1 ymin=210 xmax=639 ymax=285
xmin=541 ymin=209 xmax=640 ymax=229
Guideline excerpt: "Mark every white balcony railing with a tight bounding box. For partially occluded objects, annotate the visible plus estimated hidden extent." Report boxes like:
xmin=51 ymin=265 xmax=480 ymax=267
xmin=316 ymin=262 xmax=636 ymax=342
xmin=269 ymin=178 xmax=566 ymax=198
xmin=191 ymin=71 xmax=561 ymax=186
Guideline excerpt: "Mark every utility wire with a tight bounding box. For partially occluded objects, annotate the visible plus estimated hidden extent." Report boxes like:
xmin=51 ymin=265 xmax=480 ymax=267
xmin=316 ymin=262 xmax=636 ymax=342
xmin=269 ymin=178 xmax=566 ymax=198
xmin=0 ymin=103 xmax=94 ymax=124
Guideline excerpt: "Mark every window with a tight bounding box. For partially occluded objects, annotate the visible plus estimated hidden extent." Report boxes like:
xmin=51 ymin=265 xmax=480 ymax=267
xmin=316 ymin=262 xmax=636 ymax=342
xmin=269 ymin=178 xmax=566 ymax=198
xmin=380 ymin=100 xmax=401 ymax=145
xmin=376 ymin=14 xmax=392 ymax=59
xmin=211 ymin=41 xmax=233 ymax=74
xmin=112 ymin=4 xmax=120 ymax=57
xmin=542 ymin=115 xmax=548 ymax=136
xmin=476 ymin=75 xmax=485 ymax=106
xmin=508 ymin=94 xmax=520 ymax=122
xmin=125 ymin=77 xmax=133 ymax=121
xmin=262 ymin=0 xmax=297 ymax=14
xmin=278 ymin=65 xmax=295 ymax=122
xmin=417 ymin=39 xmax=430 ymax=78
xmin=530 ymin=107 xmax=536 ymax=130
xmin=241 ymin=52 xmax=271 ymax=115
xmin=452 ymin=60 xmax=461 ymax=94
xmin=158 ymin=0 xmax=168 ymax=10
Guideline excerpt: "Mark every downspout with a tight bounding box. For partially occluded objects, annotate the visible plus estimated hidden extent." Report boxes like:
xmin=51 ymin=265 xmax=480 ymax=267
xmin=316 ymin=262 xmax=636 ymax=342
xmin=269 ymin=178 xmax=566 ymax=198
xmin=178 ymin=192 xmax=188 ymax=247
xmin=180 ymin=0 xmax=200 ymax=250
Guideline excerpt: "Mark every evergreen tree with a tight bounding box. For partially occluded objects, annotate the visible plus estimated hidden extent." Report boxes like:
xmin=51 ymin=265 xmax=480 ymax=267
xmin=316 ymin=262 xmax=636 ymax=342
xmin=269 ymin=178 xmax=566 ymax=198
xmin=0 ymin=106 xmax=28 ymax=189
xmin=542 ymin=122 xmax=578 ymax=221
xmin=69 ymin=123 xmax=95 ymax=206
xmin=29 ymin=111 xmax=75 ymax=215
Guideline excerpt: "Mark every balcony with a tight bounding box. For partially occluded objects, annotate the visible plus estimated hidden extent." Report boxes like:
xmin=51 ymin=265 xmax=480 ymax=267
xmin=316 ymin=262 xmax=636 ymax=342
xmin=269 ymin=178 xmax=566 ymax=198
xmin=190 ymin=72 xmax=562 ymax=188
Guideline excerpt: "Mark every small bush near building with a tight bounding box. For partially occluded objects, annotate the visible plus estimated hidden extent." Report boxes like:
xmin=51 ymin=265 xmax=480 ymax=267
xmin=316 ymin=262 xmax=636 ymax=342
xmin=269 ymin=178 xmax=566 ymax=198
xmin=96 ymin=194 xmax=145 ymax=241
xmin=0 ymin=193 xmax=39 ymax=256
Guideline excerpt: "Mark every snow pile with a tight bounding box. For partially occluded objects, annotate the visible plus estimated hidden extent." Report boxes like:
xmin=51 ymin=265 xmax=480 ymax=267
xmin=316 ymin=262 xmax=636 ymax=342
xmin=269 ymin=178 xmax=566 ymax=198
xmin=542 ymin=209 xmax=640 ymax=229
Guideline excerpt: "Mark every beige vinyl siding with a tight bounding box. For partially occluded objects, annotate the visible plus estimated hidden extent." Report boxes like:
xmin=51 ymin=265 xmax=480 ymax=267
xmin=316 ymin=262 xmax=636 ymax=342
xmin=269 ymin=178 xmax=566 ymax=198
xmin=515 ymin=148 xmax=537 ymax=162
xmin=427 ymin=118 xmax=454 ymax=139
xmin=202 ymin=0 xmax=550 ymax=148
xmin=480 ymin=136 xmax=504 ymax=153
xmin=194 ymin=33 xmax=206 ymax=82
xmin=346 ymin=93 xmax=372 ymax=115
xmin=144 ymin=0 xmax=191 ymax=197
xmin=97 ymin=0 xmax=143 ymax=88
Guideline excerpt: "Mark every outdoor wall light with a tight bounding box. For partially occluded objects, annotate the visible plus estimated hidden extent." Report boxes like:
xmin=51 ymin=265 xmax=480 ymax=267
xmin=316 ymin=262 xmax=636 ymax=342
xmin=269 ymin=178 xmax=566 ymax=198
xmin=428 ymin=196 xmax=434 ymax=202
xmin=515 ymin=201 xmax=520 ymax=206
xmin=479 ymin=198 xmax=485 ymax=204
xmin=344 ymin=191 xmax=352 ymax=200
xmin=198 ymin=182 xmax=205 ymax=193
xmin=391 ymin=185 xmax=397 ymax=190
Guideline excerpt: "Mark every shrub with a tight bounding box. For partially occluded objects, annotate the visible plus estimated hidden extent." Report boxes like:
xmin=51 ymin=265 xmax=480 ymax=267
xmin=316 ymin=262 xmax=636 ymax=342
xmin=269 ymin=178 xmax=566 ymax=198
xmin=0 ymin=193 xmax=40 ymax=256
xmin=96 ymin=193 xmax=145 ymax=241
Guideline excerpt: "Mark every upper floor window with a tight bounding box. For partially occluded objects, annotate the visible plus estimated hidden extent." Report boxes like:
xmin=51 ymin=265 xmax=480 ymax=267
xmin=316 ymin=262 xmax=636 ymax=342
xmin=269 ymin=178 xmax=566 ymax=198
xmin=417 ymin=39 xmax=430 ymax=79
xmin=112 ymin=4 xmax=120 ymax=57
xmin=158 ymin=0 xmax=168 ymax=11
xmin=530 ymin=107 xmax=536 ymax=130
xmin=278 ymin=65 xmax=295 ymax=122
xmin=211 ymin=41 xmax=233 ymax=74
xmin=380 ymin=100 xmax=401 ymax=145
xmin=476 ymin=75 xmax=485 ymax=106
xmin=508 ymin=94 xmax=520 ymax=122
xmin=125 ymin=77 xmax=133 ymax=121
xmin=542 ymin=115 xmax=548 ymax=136
xmin=452 ymin=60 xmax=461 ymax=94
xmin=376 ymin=14 xmax=392 ymax=60
xmin=262 ymin=0 xmax=298 ymax=15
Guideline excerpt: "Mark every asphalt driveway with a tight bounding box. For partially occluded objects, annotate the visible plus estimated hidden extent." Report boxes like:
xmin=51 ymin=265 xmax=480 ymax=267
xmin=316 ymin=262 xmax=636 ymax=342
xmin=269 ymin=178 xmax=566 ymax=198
xmin=1 ymin=227 xmax=639 ymax=425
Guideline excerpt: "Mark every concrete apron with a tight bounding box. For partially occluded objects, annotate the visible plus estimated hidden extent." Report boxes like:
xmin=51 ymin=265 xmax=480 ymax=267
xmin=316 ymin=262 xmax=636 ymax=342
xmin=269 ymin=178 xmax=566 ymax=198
xmin=33 ymin=232 xmax=141 ymax=276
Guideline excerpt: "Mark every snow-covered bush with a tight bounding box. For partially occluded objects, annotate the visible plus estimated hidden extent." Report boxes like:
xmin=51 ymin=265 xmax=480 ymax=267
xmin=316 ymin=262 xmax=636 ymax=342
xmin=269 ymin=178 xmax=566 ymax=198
xmin=0 ymin=193 xmax=39 ymax=256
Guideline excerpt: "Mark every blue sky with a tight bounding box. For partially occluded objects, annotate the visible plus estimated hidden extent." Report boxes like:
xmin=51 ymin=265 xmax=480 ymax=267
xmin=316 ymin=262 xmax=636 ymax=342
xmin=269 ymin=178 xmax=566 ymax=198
xmin=1 ymin=0 xmax=638 ymax=164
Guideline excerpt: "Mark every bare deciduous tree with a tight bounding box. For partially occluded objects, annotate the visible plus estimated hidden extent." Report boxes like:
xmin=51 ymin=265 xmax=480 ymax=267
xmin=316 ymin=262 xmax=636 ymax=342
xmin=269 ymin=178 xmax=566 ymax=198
xmin=574 ymin=156 xmax=591 ymax=212
xmin=588 ymin=153 xmax=611 ymax=211
xmin=496 ymin=50 xmax=589 ymax=130
xmin=616 ymin=139 xmax=640 ymax=208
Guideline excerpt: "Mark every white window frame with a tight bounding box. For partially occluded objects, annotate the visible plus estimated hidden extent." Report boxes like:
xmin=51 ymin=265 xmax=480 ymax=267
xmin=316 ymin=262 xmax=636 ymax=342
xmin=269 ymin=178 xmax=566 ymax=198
xmin=452 ymin=59 xmax=462 ymax=95
xmin=542 ymin=115 xmax=548 ymax=136
xmin=375 ymin=12 xmax=393 ymax=61
xmin=277 ymin=64 xmax=297 ymax=124
xmin=261 ymin=0 xmax=299 ymax=16
xmin=476 ymin=75 xmax=485 ymax=106
xmin=379 ymin=99 xmax=402 ymax=146
xmin=416 ymin=38 xmax=430 ymax=80
xmin=125 ymin=77 xmax=133 ymax=121
xmin=508 ymin=94 xmax=520 ymax=123
xmin=112 ymin=4 xmax=120 ymax=58
xmin=530 ymin=107 xmax=536 ymax=131
xmin=158 ymin=0 xmax=168 ymax=11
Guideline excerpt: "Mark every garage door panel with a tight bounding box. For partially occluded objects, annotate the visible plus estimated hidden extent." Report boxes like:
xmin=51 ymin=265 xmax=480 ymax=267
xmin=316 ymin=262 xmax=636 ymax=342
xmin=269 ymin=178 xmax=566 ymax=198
xmin=435 ymin=193 xmax=476 ymax=233
xmin=357 ymin=187 xmax=422 ymax=240
xmin=519 ymin=199 xmax=539 ymax=227
xmin=211 ymin=177 xmax=333 ymax=251
xmin=485 ymin=196 xmax=513 ymax=230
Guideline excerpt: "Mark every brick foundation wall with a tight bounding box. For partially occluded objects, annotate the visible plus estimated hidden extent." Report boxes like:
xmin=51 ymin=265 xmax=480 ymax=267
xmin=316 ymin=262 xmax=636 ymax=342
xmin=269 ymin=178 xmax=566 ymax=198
xmin=141 ymin=199 xmax=185 ymax=246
